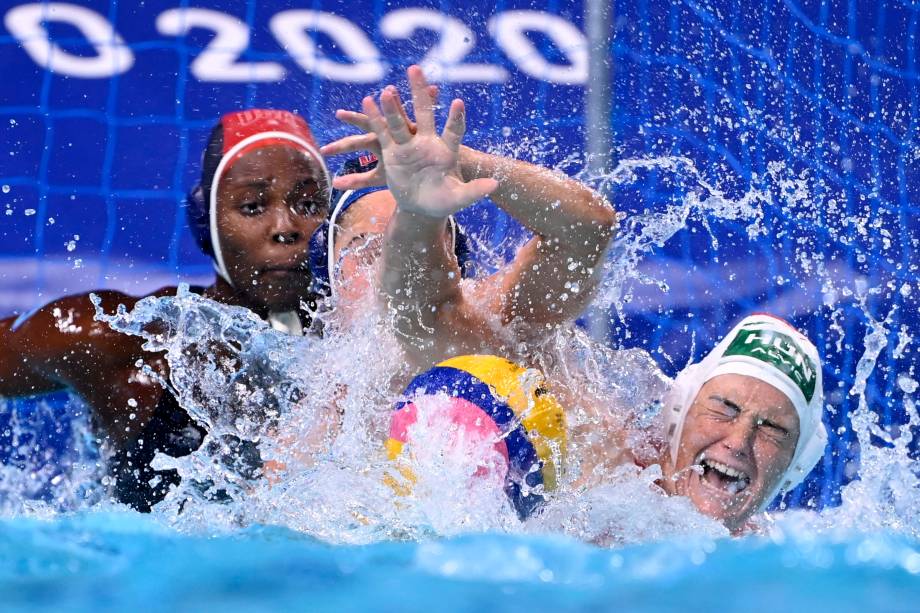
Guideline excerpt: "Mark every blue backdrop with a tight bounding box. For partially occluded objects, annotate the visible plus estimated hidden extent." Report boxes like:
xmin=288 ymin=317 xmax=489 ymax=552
xmin=0 ymin=0 xmax=918 ymax=509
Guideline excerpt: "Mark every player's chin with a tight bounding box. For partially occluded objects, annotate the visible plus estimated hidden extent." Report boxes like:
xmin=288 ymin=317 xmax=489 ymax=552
xmin=253 ymin=274 xmax=313 ymax=313
xmin=687 ymin=473 xmax=759 ymax=530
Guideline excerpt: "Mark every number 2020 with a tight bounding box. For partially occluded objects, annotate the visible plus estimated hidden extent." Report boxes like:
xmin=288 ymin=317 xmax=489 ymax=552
xmin=4 ymin=3 xmax=589 ymax=84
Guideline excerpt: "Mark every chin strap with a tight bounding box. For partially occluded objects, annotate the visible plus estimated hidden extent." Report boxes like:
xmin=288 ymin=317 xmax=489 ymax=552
xmin=267 ymin=310 xmax=304 ymax=336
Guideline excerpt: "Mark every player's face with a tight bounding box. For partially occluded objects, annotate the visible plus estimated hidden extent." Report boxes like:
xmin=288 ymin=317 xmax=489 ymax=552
xmin=670 ymin=374 xmax=799 ymax=531
xmin=331 ymin=190 xmax=455 ymax=316
xmin=216 ymin=145 xmax=328 ymax=312
xmin=331 ymin=190 xmax=395 ymax=311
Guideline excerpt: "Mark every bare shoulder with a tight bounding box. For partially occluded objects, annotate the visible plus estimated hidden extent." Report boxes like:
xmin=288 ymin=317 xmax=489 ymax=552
xmin=2 ymin=287 xmax=179 ymax=361
xmin=0 ymin=287 xmax=178 ymax=396
xmin=15 ymin=289 xmax=138 ymax=329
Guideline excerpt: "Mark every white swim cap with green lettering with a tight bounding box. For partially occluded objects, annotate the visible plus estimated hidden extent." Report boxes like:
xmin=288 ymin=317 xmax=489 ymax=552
xmin=662 ymin=314 xmax=827 ymax=510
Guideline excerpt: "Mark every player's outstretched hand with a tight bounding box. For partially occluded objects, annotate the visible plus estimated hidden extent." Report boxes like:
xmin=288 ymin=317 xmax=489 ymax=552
xmin=321 ymin=65 xmax=496 ymax=216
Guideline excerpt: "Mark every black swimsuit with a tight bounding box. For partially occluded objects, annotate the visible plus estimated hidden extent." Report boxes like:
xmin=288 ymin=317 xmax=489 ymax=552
xmin=109 ymin=390 xmax=206 ymax=512
xmin=110 ymin=389 xmax=267 ymax=512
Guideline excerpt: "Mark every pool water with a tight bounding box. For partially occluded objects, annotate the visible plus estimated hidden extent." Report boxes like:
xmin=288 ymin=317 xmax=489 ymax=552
xmin=0 ymin=296 xmax=916 ymax=610
xmin=3 ymin=511 xmax=919 ymax=612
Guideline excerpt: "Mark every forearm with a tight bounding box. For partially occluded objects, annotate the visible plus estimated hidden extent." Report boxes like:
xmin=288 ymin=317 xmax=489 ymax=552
xmin=460 ymin=147 xmax=615 ymax=324
xmin=459 ymin=146 xmax=616 ymax=253
xmin=380 ymin=209 xmax=461 ymax=326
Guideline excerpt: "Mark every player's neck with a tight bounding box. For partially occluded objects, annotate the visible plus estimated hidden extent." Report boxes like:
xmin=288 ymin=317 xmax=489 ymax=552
xmin=204 ymin=277 xmax=268 ymax=319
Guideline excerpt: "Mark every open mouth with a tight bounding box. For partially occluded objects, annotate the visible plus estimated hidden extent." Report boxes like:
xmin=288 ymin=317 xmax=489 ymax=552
xmin=697 ymin=454 xmax=750 ymax=496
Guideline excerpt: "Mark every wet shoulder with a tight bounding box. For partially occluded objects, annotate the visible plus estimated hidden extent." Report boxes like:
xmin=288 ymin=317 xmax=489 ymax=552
xmin=12 ymin=288 xmax=180 ymax=361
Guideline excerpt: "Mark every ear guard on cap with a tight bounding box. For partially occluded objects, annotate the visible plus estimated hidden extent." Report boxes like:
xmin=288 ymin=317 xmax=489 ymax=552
xmin=185 ymin=184 xmax=213 ymax=257
xmin=452 ymin=223 xmax=474 ymax=278
xmin=308 ymin=220 xmax=330 ymax=296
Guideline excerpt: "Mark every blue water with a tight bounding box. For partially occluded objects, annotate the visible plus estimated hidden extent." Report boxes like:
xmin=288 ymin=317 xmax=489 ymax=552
xmin=2 ymin=512 xmax=919 ymax=612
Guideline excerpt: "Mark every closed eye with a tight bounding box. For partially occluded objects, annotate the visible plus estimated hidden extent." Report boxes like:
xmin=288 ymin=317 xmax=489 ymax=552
xmin=343 ymin=233 xmax=369 ymax=252
xmin=757 ymin=419 xmax=791 ymax=443
xmin=706 ymin=395 xmax=740 ymax=419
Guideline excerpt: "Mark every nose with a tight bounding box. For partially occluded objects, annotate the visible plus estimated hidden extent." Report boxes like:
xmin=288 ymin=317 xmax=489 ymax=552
xmin=269 ymin=205 xmax=306 ymax=246
xmin=273 ymin=228 xmax=302 ymax=245
xmin=721 ymin=416 xmax=756 ymax=459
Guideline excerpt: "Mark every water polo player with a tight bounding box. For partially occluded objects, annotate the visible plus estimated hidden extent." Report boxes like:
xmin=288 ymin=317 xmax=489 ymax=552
xmin=386 ymin=354 xmax=566 ymax=519
xmin=384 ymin=314 xmax=826 ymax=529
xmin=0 ymin=109 xmax=330 ymax=511
xmin=318 ymin=66 xmax=616 ymax=367
xmin=653 ymin=314 xmax=827 ymax=532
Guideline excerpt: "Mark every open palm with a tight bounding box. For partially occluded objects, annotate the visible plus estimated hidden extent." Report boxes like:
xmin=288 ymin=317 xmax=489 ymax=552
xmin=322 ymin=66 xmax=496 ymax=218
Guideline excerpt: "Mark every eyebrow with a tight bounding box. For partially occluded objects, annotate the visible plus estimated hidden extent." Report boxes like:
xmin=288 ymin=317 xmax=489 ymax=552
xmin=228 ymin=178 xmax=271 ymax=190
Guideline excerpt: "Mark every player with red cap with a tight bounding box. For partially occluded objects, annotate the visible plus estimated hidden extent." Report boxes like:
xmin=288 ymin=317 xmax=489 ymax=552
xmin=0 ymin=108 xmax=331 ymax=510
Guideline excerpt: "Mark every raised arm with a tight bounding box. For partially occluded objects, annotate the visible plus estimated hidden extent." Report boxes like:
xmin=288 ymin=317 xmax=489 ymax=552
xmin=323 ymin=67 xmax=497 ymax=350
xmin=321 ymin=66 xmax=615 ymax=356
xmin=457 ymin=147 xmax=616 ymax=325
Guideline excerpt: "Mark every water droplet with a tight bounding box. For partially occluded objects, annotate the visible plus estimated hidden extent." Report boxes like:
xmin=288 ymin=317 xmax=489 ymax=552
xmin=24 ymin=208 xmax=35 ymax=216
xmin=898 ymin=375 xmax=918 ymax=394
xmin=1 ymin=185 xmax=9 ymax=194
